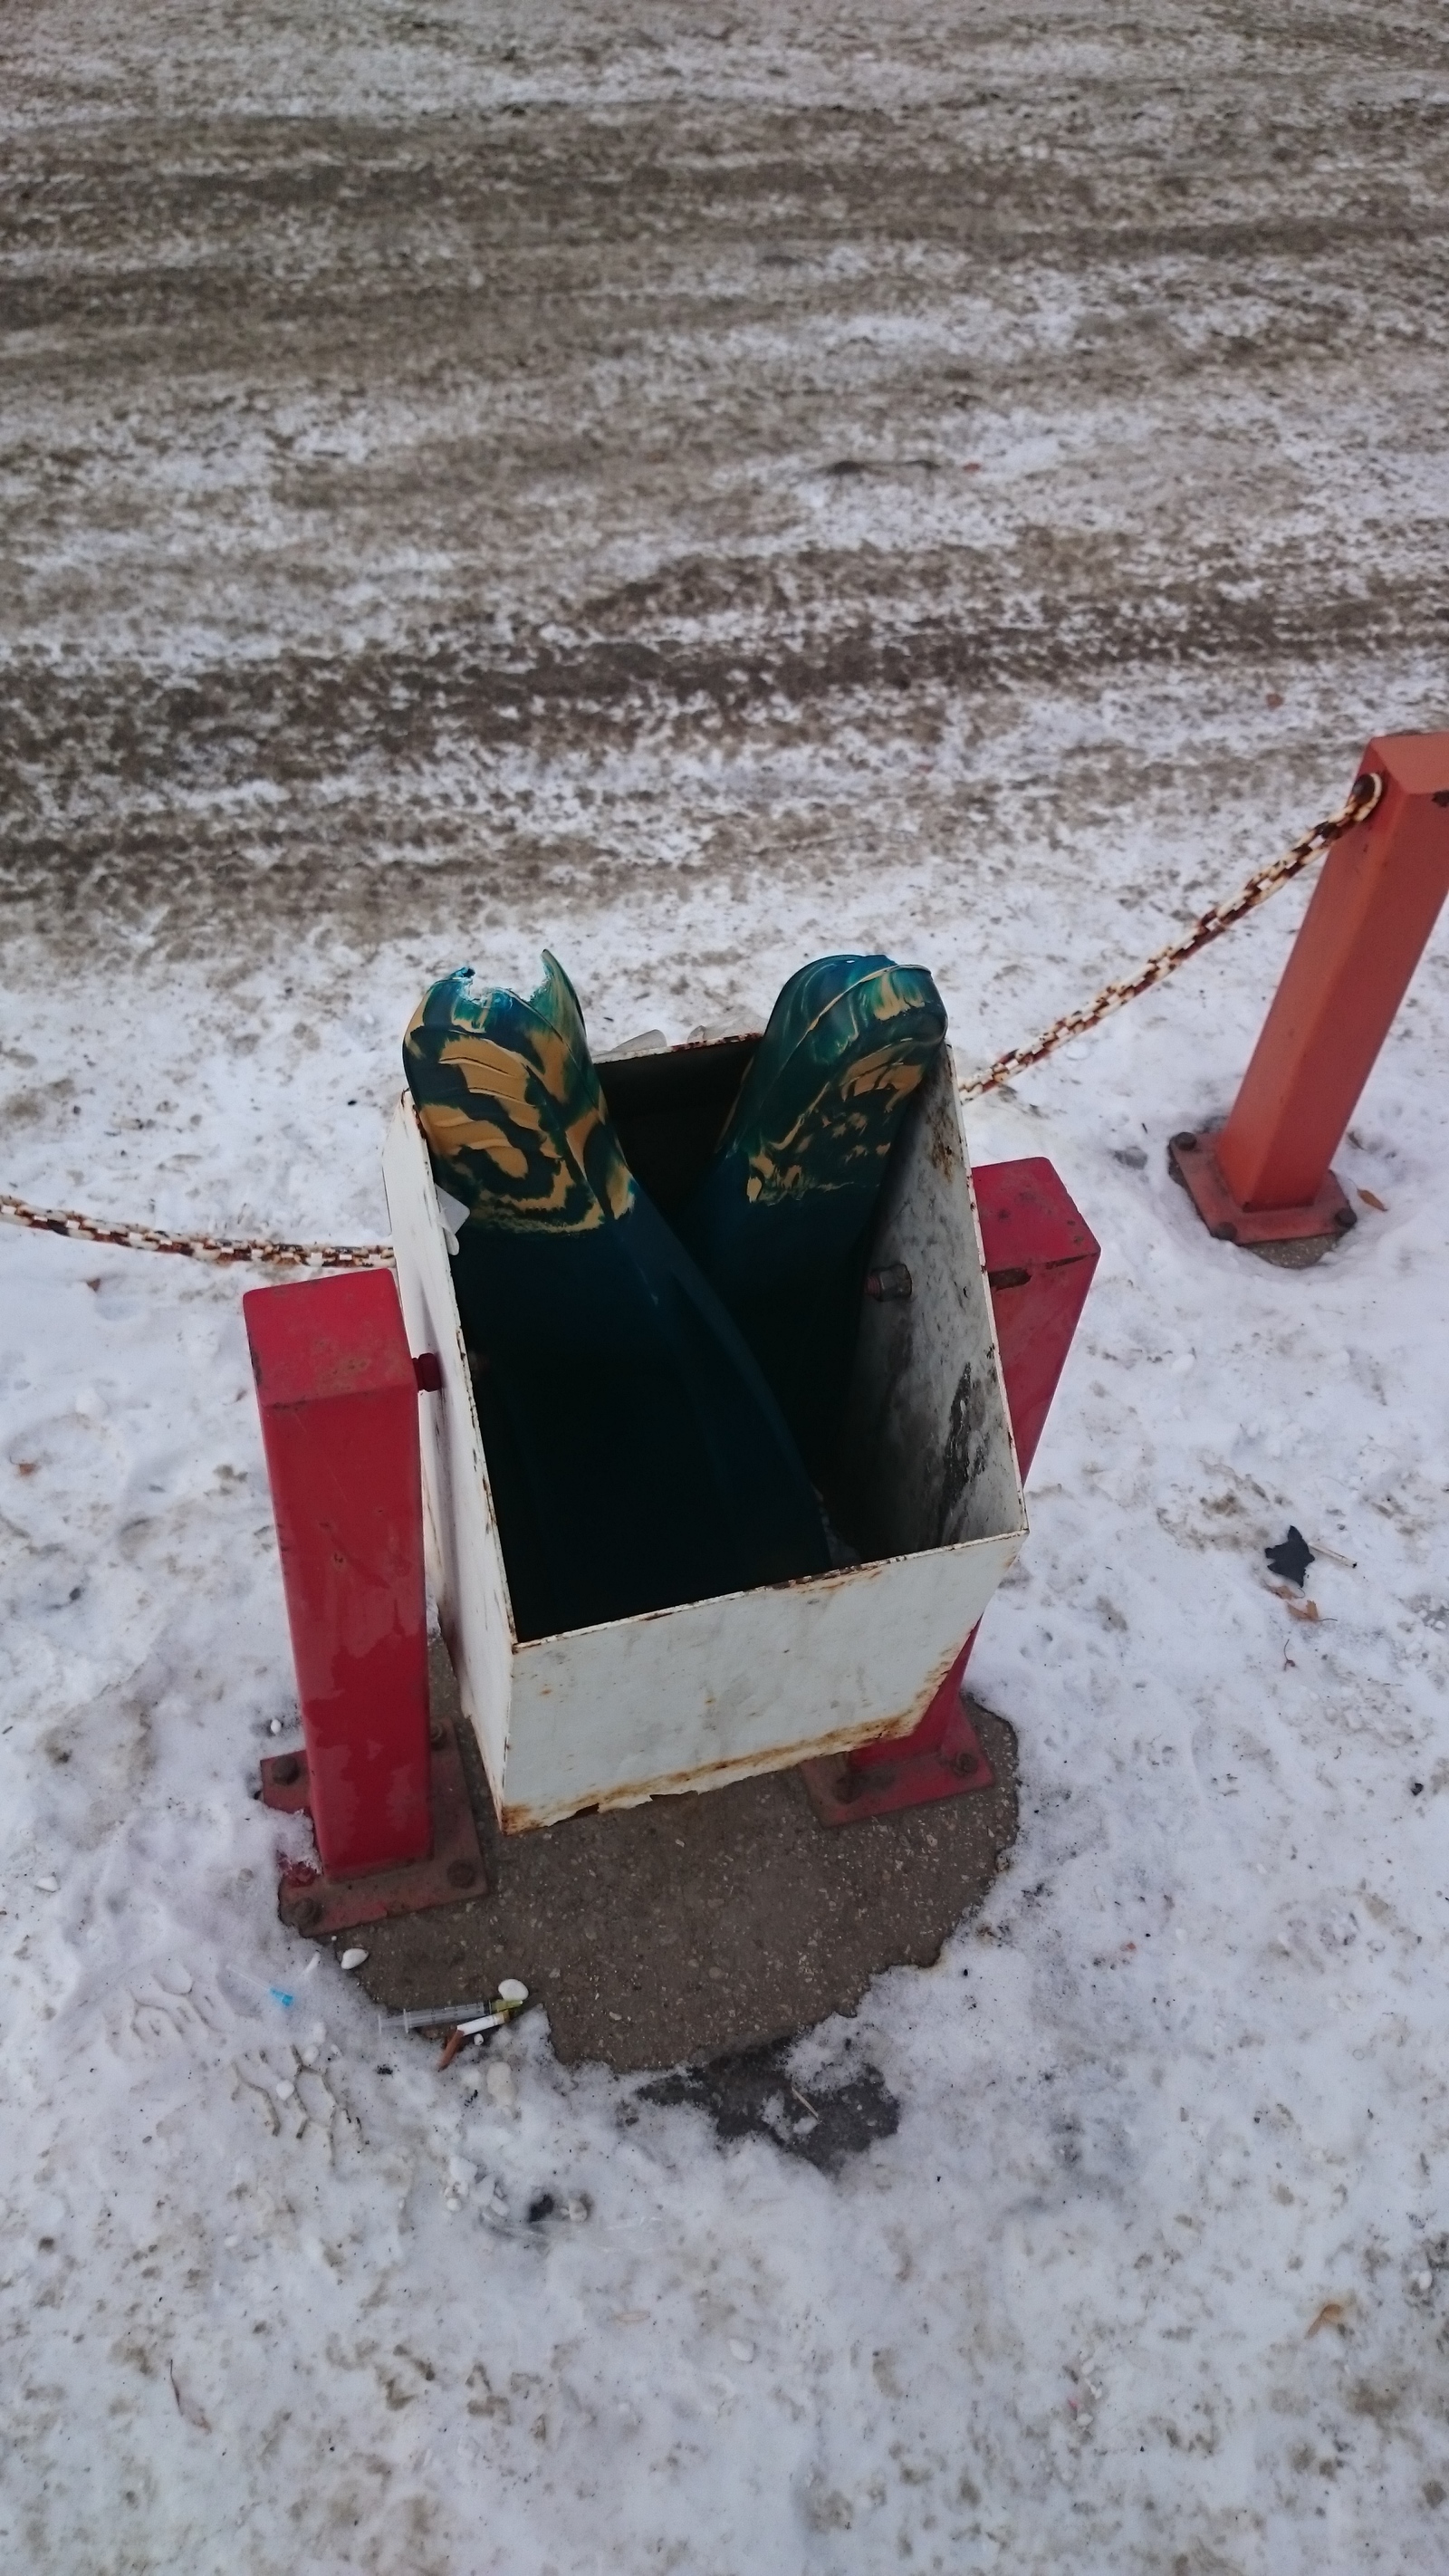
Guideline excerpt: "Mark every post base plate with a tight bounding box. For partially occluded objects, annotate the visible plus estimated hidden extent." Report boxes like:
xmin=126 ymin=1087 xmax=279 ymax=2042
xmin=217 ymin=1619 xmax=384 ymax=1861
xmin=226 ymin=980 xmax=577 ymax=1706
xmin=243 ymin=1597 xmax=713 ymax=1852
xmin=1167 ymin=1130 xmax=1357 ymax=1251
xmin=801 ymin=1696 xmax=996 ymax=1827
xmin=260 ymin=1711 xmax=488 ymax=1937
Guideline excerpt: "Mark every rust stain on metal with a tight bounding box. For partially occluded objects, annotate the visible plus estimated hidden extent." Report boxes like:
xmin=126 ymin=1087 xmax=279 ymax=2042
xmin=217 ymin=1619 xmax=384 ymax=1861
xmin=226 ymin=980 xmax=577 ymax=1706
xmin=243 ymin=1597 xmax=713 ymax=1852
xmin=926 ymin=1098 xmax=957 ymax=1180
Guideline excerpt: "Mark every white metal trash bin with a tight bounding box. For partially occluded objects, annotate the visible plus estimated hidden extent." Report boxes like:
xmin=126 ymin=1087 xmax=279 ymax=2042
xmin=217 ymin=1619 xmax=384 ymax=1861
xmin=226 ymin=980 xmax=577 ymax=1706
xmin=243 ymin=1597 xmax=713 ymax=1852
xmin=383 ymin=1033 xmax=1027 ymax=1833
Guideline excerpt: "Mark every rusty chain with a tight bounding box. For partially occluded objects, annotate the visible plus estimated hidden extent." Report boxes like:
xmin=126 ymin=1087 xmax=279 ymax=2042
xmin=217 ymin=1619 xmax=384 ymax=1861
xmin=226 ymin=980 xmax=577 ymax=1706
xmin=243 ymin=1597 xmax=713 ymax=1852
xmin=0 ymin=772 xmax=1386 ymax=1273
xmin=0 ymin=1194 xmax=392 ymax=1273
xmin=957 ymin=769 xmax=1384 ymax=1098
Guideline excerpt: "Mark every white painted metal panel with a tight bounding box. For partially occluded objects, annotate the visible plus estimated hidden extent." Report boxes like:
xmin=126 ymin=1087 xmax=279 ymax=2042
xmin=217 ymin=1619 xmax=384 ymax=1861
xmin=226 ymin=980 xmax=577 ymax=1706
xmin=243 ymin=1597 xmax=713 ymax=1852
xmin=502 ymin=1528 xmax=1021 ymax=1830
xmin=382 ymin=1101 xmax=514 ymax=1805
xmin=388 ymin=1030 xmax=1027 ymax=1834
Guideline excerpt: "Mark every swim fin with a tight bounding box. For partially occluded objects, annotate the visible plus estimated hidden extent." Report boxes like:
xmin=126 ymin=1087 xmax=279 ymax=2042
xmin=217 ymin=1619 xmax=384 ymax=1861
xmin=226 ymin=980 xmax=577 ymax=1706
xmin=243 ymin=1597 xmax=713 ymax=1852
xmin=403 ymin=955 xmax=832 ymax=1638
xmin=675 ymin=954 xmax=946 ymax=1468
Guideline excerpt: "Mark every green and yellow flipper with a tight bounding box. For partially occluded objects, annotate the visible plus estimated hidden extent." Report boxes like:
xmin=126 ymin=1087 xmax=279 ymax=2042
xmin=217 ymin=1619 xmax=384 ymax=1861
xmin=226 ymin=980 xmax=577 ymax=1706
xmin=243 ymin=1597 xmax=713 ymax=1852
xmin=676 ymin=955 xmax=947 ymax=1466
xmin=403 ymin=956 xmax=831 ymax=1639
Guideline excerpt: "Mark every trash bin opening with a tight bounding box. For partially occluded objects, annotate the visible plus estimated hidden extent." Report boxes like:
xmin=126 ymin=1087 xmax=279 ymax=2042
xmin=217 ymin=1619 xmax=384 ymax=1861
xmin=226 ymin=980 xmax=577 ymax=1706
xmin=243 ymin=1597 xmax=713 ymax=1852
xmin=597 ymin=1033 xmax=759 ymax=1216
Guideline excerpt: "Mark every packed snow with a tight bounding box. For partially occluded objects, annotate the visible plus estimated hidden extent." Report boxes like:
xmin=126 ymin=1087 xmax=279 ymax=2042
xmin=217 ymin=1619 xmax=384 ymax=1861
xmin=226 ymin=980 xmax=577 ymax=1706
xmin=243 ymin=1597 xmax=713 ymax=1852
xmin=5 ymin=829 xmax=1449 ymax=2571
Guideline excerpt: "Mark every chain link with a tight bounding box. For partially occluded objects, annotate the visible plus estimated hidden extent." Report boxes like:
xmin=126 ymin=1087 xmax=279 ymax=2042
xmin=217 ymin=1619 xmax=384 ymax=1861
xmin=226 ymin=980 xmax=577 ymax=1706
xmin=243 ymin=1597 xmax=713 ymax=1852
xmin=0 ymin=773 xmax=1386 ymax=1271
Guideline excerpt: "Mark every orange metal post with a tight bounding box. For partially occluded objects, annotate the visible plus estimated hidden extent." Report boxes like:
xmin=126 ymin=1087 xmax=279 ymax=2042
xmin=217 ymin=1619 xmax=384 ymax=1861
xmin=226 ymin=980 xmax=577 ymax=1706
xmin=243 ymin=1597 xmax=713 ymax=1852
xmin=1171 ymin=731 xmax=1449 ymax=1249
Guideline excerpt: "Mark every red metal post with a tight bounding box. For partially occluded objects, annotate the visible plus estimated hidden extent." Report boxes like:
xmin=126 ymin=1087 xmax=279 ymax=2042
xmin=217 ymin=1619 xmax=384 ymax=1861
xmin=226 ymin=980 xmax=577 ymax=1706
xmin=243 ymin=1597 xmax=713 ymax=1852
xmin=802 ymin=1158 xmax=1099 ymax=1824
xmin=245 ymin=1269 xmax=438 ymax=1889
xmin=1170 ymin=730 xmax=1449 ymax=1248
xmin=972 ymin=1158 xmax=1101 ymax=1485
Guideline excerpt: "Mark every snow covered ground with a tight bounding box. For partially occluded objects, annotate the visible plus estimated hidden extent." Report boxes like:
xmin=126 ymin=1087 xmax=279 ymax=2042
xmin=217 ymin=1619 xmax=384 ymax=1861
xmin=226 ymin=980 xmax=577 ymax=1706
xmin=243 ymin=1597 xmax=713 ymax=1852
xmin=4 ymin=3 xmax=1449 ymax=2568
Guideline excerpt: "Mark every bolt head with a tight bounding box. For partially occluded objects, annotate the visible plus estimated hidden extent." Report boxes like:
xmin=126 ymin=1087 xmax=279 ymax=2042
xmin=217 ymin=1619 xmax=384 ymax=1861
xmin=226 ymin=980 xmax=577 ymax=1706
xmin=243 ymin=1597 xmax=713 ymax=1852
xmin=1170 ymin=1131 xmax=1198 ymax=1152
xmin=1210 ymin=1220 xmax=1238 ymax=1243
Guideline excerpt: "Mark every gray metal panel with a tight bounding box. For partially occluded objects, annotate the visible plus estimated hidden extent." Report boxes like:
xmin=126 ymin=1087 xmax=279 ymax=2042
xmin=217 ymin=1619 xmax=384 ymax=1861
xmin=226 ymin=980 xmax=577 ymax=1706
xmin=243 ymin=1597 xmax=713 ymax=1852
xmin=842 ymin=1044 xmax=1023 ymax=1556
